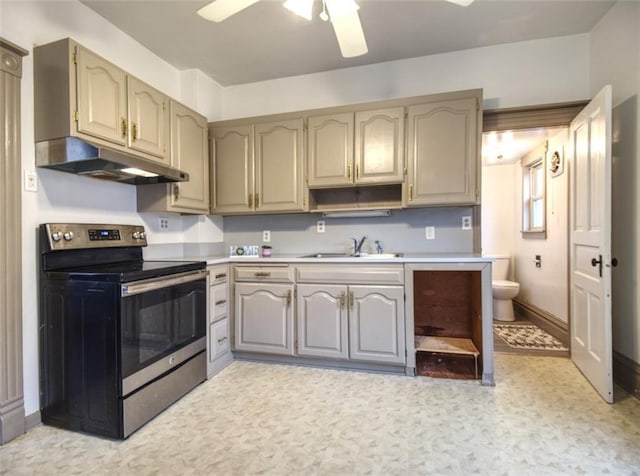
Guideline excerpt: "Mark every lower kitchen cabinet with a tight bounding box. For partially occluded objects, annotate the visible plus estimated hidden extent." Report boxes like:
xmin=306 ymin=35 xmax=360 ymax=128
xmin=235 ymin=282 xmax=295 ymax=355
xmin=349 ymin=285 xmax=405 ymax=364
xmin=296 ymin=284 xmax=349 ymax=359
xmin=295 ymin=265 xmax=406 ymax=365
xmin=207 ymin=264 xmax=232 ymax=377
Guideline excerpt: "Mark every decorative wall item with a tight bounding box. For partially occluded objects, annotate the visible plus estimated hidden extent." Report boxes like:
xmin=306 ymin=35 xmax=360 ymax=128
xmin=550 ymin=149 xmax=564 ymax=177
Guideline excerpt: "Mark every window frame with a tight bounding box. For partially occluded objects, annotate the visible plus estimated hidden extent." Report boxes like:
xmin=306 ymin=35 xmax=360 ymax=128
xmin=521 ymin=142 xmax=547 ymax=237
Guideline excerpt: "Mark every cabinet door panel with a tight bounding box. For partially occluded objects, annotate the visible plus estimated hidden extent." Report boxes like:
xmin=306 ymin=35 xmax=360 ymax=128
xmin=235 ymin=283 xmax=294 ymax=355
xmin=407 ymin=97 xmax=478 ymax=205
xmin=127 ymin=76 xmax=169 ymax=160
xmin=297 ymin=284 xmax=348 ymax=359
xmin=308 ymin=113 xmax=354 ymax=187
xmin=76 ymin=47 xmax=127 ymax=146
xmin=211 ymin=125 xmax=253 ymax=214
xmin=349 ymin=285 xmax=405 ymax=364
xmin=355 ymin=107 xmax=404 ymax=185
xmin=255 ymin=119 xmax=305 ymax=212
xmin=170 ymin=101 xmax=209 ymax=212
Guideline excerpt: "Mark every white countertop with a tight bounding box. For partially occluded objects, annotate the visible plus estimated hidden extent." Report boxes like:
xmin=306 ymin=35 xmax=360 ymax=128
xmin=175 ymin=253 xmax=493 ymax=265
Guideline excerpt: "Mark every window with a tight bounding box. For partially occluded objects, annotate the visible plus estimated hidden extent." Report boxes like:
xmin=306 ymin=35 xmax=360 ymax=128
xmin=522 ymin=143 xmax=546 ymax=236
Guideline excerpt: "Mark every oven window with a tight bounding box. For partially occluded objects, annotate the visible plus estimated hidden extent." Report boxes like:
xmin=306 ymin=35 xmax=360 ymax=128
xmin=120 ymin=277 xmax=206 ymax=378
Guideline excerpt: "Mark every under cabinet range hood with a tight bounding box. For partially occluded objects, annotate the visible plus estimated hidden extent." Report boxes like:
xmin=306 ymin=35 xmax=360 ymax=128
xmin=35 ymin=137 xmax=189 ymax=185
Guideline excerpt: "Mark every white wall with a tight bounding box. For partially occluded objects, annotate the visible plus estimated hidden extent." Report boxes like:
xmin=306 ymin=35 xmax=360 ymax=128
xmin=481 ymin=164 xmax=516 ymax=257
xmin=513 ymin=130 xmax=570 ymax=324
xmin=589 ymin=1 xmax=640 ymax=363
xmin=1 ymin=0 xmax=225 ymax=416
xmin=220 ymin=34 xmax=590 ymax=119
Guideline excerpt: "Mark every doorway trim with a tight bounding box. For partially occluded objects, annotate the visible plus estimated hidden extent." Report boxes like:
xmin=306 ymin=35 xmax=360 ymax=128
xmin=1 ymin=38 xmax=28 ymax=445
xmin=483 ymin=100 xmax=588 ymax=132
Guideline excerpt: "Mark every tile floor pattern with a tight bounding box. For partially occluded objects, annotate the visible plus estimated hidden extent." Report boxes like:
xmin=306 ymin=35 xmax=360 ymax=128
xmin=2 ymin=355 xmax=640 ymax=476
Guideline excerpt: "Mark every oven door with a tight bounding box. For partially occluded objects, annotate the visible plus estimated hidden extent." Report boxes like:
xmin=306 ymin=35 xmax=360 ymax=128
xmin=120 ymin=269 xmax=207 ymax=396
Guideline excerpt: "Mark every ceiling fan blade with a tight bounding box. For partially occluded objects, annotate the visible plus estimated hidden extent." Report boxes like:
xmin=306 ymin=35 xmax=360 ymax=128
xmin=331 ymin=10 xmax=368 ymax=58
xmin=445 ymin=0 xmax=475 ymax=6
xmin=197 ymin=0 xmax=260 ymax=22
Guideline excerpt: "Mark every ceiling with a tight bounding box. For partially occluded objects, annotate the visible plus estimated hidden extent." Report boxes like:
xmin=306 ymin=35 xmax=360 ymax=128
xmin=81 ymin=0 xmax=614 ymax=86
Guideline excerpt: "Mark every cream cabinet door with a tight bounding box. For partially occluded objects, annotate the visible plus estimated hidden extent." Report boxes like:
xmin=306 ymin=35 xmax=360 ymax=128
xmin=354 ymin=107 xmax=405 ymax=185
xmin=406 ymin=97 xmax=479 ymax=205
xmin=170 ymin=101 xmax=209 ymax=213
xmin=75 ymin=46 xmax=127 ymax=146
xmin=308 ymin=112 xmax=354 ymax=188
xmin=127 ymin=76 xmax=169 ymax=161
xmin=254 ymin=118 xmax=306 ymax=213
xmin=210 ymin=124 xmax=254 ymax=214
xmin=296 ymin=284 xmax=349 ymax=360
xmin=348 ymin=285 xmax=405 ymax=364
xmin=235 ymin=283 xmax=294 ymax=355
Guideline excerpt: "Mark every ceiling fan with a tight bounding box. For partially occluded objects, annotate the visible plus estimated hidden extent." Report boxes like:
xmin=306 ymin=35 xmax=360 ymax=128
xmin=197 ymin=0 xmax=475 ymax=59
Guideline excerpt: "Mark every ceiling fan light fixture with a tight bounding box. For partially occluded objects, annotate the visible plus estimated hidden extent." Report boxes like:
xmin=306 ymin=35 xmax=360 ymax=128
xmin=331 ymin=10 xmax=368 ymax=58
xmin=324 ymin=0 xmax=359 ymax=21
xmin=283 ymin=0 xmax=314 ymax=20
xmin=197 ymin=0 xmax=260 ymax=22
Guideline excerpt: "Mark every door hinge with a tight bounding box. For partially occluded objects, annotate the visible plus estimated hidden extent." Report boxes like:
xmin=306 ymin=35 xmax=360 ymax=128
xmin=476 ymin=98 xmax=480 ymax=111
xmin=404 ymin=111 xmax=408 ymax=119
xmin=72 ymin=51 xmax=77 ymax=65
xmin=163 ymin=101 xmax=166 ymax=111
xmin=73 ymin=110 xmax=79 ymax=122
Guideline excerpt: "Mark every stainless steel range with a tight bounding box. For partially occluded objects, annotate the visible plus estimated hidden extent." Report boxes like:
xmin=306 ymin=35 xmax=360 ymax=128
xmin=38 ymin=223 xmax=207 ymax=439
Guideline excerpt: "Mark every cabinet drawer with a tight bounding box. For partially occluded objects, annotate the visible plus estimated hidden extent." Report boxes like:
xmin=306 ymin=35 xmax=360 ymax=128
xmin=209 ymin=317 xmax=230 ymax=362
xmin=296 ymin=265 xmax=404 ymax=285
xmin=210 ymin=283 xmax=228 ymax=322
xmin=234 ymin=265 xmax=294 ymax=283
xmin=209 ymin=264 xmax=229 ymax=285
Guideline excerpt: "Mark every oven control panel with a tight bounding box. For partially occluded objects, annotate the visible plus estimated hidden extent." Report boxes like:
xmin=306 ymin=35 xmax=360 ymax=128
xmin=42 ymin=223 xmax=147 ymax=250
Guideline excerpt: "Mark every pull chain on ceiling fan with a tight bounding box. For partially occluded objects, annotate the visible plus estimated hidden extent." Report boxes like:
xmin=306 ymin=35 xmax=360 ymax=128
xmin=197 ymin=0 xmax=475 ymax=59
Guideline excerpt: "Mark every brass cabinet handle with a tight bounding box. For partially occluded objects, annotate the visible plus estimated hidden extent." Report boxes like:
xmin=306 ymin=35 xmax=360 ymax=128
xmin=339 ymin=291 xmax=346 ymax=309
xmin=131 ymin=122 xmax=138 ymax=141
xmin=121 ymin=118 xmax=127 ymax=138
xmin=286 ymin=290 xmax=292 ymax=308
xmin=346 ymin=163 xmax=352 ymax=179
xmin=408 ymin=184 xmax=413 ymax=201
xmin=254 ymin=272 xmax=271 ymax=278
xmin=217 ymin=336 xmax=228 ymax=343
xmin=215 ymin=299 xmax=227 ymax=306
xmin=349 ymin=291 xmax=354 ymax=310
xmin=214 ymin=273 xmax=227 ymax=279
xmin=174 ymin=184 xmax=180 ymax=200
xmin=355 ymin=163 xmax=360 ymax=180
xmin=248 ymin=193 xmax=253 ymax=208
xmin=255 ymin=193 xmax=259 ymax=208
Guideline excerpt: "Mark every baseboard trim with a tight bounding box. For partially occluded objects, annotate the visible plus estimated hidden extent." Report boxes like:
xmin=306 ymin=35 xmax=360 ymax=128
xmin=25 ymin=411 xmax=41 ymax=431
xmin=513 ymin=299 xmax=569 ymax=346
xmin=613 ymin=352 xmax=640 ymax=401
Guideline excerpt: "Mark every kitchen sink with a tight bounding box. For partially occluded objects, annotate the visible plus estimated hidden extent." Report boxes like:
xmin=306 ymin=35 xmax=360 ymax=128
xmin=299 ymin=252 xmax=403 ymax=259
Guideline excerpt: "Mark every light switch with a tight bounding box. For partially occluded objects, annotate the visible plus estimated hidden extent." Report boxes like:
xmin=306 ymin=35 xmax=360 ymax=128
xmin=317 ymin=221 xmax=325 ymax=233
xmin=24 ymin=169 xmax=38 ymax=192
xmin=425 ymin=226 xmax=435 ymax=240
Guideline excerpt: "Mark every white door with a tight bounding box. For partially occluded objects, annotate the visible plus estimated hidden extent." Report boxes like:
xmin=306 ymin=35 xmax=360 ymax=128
xmin=569 ymin=85 xmax=613 ymax=403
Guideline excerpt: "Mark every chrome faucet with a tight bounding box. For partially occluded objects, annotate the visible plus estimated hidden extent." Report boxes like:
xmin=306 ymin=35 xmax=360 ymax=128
xmin=375 ymin=240 xmax=383 ymax=254
xmin=351 ymin=235 xmax=367 ymax=256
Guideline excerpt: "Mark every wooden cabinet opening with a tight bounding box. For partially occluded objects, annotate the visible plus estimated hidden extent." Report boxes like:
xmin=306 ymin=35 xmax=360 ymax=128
xmin=412 ymin=270 xmax=482 ymax=379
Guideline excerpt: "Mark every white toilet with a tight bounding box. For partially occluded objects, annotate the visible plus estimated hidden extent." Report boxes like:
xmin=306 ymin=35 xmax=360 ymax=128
xmin=492 ymin=256 xmax=520 ymax=321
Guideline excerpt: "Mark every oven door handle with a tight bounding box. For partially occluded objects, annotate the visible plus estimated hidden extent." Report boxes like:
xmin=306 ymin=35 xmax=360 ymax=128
xmin=121 ymin=269 xmax=208 ymax=297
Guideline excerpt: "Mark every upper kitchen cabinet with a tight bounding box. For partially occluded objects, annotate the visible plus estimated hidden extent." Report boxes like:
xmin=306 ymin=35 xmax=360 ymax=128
xmin=34 ymin=38 xmax=170 ymax=165
xmin=406 ymin=91 xmax=481 ymax=206
xmin=307 ymin=107 xmax=404 ymax=188
xmin=210 ymin=117 xmax=307 ymax=215
xmin=137 ymin=101 xmax=209 ymax=214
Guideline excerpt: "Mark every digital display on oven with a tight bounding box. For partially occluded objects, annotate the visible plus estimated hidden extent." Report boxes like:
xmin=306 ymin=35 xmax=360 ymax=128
xmin=88 ymin=229 xmax=121 ymax=241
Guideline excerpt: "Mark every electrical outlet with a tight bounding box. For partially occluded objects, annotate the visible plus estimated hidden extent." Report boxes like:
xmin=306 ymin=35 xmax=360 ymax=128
xmin=425 ymin=226 xmax=435 ymax=240
xmin=263 ymin=230 xmax=271 ymax=242
xmin=24 ymin=169 xmax=38 ymax=192
xmin=317 ymin=221 xmax=325 ymax=233
xmin=159 ymin=218 xmax=169 ymax=230
xmin=462 ymin=216 xmax=472 ymax=230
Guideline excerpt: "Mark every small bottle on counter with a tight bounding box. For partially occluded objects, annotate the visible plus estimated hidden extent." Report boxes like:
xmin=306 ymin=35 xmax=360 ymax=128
xmin=261 ymin=245 xmax=272 ymax=258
